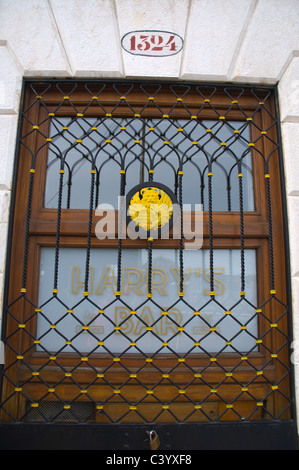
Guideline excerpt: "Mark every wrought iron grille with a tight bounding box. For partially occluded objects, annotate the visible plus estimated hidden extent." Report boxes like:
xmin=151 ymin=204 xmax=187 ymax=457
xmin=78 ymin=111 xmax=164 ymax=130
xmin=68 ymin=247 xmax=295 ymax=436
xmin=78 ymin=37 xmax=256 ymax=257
xmin=0 ymin=80 xmax=293 ymax=424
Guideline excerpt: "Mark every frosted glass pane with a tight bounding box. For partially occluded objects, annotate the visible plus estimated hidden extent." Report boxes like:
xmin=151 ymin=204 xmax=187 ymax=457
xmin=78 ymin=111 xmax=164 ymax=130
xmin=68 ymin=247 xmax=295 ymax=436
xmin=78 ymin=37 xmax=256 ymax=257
xmin=37 ymin=247 xmax=257 ymax=354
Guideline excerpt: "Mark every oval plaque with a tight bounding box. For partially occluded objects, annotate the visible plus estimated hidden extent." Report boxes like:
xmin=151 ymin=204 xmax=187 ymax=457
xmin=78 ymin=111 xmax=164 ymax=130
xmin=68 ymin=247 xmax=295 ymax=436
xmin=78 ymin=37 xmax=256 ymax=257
xmin=121 ymin=30 xmax=184 ymax=57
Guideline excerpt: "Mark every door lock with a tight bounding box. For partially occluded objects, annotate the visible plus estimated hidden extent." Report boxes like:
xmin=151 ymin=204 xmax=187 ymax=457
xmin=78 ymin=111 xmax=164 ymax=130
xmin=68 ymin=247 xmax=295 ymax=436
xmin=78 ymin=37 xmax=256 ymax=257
xmin=146 ymin=430 xmax=160 ymax=450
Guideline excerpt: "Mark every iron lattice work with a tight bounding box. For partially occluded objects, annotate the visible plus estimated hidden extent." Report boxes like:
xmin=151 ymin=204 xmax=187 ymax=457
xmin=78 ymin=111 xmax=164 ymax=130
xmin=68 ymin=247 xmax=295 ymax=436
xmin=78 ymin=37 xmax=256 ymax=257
xmin=0 ymin=81 xmax=293 ymax=424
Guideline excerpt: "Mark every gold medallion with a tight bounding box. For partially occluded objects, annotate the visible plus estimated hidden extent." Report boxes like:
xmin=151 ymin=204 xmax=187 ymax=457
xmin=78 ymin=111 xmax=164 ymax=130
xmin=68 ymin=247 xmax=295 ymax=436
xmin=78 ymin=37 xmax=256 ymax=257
xmin=126 ymin=182 xmax=178 ymax=235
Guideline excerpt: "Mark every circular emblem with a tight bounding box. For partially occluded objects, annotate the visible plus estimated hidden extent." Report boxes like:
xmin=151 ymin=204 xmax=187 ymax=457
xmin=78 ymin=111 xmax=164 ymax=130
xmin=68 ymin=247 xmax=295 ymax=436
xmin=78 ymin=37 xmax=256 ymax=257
xmin=126 ymin=182 xmax=178 ymax=235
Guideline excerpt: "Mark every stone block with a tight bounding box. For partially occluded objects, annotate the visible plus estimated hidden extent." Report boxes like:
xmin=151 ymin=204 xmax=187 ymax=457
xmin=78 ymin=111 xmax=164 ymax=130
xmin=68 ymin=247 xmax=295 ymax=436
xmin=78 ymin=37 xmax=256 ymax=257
xmin=49 ymin=0 xmax=123 ymax=77
xmin=291 ymin=277 xmax=299 ymax=412
xmin=0 ymin=271 xmax=4 ymax=326
xmin=0 ymin=223 xmax=8 ymax=274
xmin=287 ymin=196 xmax=299 ymax=277
xmin=116 ymin=0 xmax=189 ymax=78
xmin=0 ymin=190 xmax=11 ymax=224
xmin=0 ymin=0 xmax=71 ymax=76
xmin=0 ymin=43 xmax=22 ymax=114
xmin=0 ymin=114 xmax=18 ymax=190
xmin=281 ymin=123 xmax=299 ymax=196
xmin=279 ymin=56 xmax=299 ymax=123
xmin=181 ymin=0 xmax=255 ymax=81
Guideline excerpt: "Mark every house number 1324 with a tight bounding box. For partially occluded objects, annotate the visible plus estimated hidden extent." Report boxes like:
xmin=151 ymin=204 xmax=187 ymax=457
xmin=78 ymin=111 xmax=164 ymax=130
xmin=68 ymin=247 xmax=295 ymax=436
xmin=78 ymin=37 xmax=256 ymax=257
xmin=130 ymin=34 xmax=177 ymax=52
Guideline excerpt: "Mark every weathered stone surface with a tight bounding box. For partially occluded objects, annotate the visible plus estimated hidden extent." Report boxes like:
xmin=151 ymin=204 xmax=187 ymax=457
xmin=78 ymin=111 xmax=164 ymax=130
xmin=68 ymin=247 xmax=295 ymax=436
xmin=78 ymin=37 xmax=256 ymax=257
xmin=281 ymin=123 xmax=299 ymax=197
xmin=279 ymin=56 xmax=299 ymax=123
xmin=0 ymin=0 xmax=71 ymax=76
xmin=181 ymin=0 xmax=255 ymax=81
xmin=232 ymin=0 xmax=299 ymax=83
xmin=0 ymin=115 xmax=18 ymax=190
xmin=287 ymin=196 xmax=299 ymax=278
xmin=0 ymin=43 xmax=22 ymax=114
xmin=0 ymin=223 xmax=8 ymax=274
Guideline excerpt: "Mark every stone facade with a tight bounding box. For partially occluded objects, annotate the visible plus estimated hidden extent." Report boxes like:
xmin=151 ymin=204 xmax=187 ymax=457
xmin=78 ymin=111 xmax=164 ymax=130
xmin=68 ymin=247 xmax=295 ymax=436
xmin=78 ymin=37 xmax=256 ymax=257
xmin=0 ymin=0 xmax=299 ymax=424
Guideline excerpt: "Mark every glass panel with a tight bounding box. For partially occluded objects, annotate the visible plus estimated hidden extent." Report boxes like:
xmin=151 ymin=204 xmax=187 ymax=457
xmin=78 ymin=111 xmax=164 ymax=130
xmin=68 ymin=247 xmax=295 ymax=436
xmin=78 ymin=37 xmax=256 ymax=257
xmin=45 ymin=118 xmax=98 ymax=209
xmin=44 ymin=118 xmax=254 ymax=211
xmin=37 ymin=247 xmax=257 ymax=354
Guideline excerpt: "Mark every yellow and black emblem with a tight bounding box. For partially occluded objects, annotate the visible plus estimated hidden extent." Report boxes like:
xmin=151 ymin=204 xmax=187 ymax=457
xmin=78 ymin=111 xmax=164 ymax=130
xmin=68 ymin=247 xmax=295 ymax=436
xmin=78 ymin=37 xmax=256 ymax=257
xmin=126 ymin=182 xmax=178 ymax=235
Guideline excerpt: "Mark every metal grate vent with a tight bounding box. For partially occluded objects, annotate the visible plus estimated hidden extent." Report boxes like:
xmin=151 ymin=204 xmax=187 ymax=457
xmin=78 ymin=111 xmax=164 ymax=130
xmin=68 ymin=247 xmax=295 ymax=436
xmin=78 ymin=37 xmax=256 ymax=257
xmin=24 ymin=400 xmax=95 ymax=423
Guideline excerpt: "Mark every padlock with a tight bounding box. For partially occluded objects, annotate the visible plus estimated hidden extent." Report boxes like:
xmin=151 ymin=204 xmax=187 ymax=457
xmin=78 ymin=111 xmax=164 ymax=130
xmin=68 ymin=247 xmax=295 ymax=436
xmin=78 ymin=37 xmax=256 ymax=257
xmin=148 ymin=430 xmax=160 ymax=450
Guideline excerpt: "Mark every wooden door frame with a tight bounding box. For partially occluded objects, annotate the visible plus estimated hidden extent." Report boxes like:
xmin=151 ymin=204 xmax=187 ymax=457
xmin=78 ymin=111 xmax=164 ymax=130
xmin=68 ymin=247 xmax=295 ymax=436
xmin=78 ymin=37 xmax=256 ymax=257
xmin=0 ymin=79 xmax=297 ymax=448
